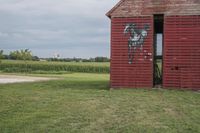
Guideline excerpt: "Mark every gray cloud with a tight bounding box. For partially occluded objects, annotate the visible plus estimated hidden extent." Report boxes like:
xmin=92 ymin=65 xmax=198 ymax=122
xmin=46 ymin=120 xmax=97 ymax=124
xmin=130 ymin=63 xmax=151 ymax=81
xmin=0 ymin=0 xmax=118 ymax=58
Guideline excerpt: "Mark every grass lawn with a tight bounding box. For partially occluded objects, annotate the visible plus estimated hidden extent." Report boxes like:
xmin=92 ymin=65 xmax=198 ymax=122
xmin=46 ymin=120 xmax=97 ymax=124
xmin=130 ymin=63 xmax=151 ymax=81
xmin=0 ymin=73 xmax=199 ymax=133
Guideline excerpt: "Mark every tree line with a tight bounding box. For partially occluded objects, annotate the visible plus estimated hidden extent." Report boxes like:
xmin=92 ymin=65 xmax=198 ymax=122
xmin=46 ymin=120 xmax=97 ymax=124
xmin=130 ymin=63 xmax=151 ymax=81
xmin=0 ymin=49 xmax=110 ymax=62
xmin=46 ymin=57 xmax=110 ymax=62
xmin=0 ymin=49 xmax=39 ymax=61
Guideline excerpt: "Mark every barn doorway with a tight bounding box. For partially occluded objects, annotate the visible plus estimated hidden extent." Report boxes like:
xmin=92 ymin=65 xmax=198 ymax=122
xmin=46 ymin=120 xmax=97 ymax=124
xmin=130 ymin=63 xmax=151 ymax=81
xmin=153 ymin=14 xmax=164 ymax=87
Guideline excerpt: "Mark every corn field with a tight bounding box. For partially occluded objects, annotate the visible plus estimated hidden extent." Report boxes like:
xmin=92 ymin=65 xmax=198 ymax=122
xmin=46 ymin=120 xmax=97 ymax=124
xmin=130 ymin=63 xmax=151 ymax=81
xmin=0 ymin=60 xmax=110 ymax=74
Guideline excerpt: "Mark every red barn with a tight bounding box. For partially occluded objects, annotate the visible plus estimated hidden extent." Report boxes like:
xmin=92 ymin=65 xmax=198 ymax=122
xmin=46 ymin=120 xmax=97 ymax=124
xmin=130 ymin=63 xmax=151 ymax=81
xmin=106 ymin=0 xmax=200 ymax=90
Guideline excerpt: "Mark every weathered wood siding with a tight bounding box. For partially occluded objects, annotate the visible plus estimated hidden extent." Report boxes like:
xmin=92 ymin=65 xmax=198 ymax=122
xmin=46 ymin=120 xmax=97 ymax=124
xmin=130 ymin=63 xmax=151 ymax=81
xmin=110 ymin=17 xmax=153 ymax=88
xmin=163 ymin=15 xmax=200 ymax=90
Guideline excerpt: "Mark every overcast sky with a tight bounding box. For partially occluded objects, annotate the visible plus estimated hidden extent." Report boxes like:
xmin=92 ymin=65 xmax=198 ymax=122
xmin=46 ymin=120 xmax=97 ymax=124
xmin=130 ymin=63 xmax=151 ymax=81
xmin=0 ymin=0 xmax=119 ymax=58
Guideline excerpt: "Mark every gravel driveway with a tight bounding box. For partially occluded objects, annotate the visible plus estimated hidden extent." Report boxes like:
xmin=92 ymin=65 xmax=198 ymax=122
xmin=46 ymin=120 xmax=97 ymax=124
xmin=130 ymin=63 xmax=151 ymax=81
xmin=0 ymin=75 xmax=56 ymax=84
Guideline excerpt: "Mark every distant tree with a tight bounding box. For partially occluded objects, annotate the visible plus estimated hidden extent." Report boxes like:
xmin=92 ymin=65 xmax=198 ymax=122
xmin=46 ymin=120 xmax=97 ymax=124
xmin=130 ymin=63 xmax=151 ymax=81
xmin=3 ymin=55 xmax=9 ymax=60
xmin=32 ymin=56 xmax=40 ymax=61
xmin=21 ymin=49 xmax=32 ymax=61
xmin=95 ymin=57 xmax=110 ymax=62
xmin=9 ymin=51 xmax=17 ymax=60
xmin=0 ymin=50 xmax=4 ymax=63
xmin=0 ymin=50 xmax=3 ymax=58
xmin=9 ymin=49 xmax=32 ymax=60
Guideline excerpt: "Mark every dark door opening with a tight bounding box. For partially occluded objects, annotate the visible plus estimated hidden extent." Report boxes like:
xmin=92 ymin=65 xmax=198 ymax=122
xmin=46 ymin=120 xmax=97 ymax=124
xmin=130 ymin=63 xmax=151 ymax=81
xmin=153 ymin=14 xmax=164 ymax=87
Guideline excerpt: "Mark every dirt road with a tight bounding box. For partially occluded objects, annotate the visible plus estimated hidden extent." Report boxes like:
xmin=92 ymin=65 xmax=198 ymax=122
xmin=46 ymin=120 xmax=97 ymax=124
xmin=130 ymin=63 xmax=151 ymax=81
xmin=0 ymin=75 xmax=56 ymax=84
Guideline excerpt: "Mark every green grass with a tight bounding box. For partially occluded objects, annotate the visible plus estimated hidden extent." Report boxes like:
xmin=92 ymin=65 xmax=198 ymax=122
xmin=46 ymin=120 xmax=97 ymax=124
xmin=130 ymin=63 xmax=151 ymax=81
xmin=0 ymin=73 xmax=200 ymax=133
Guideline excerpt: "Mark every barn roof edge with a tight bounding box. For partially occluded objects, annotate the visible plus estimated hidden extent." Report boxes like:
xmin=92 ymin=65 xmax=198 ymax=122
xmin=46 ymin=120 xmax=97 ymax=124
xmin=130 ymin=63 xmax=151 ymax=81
xmin=106 ymin=0 xmax=125 ymax=18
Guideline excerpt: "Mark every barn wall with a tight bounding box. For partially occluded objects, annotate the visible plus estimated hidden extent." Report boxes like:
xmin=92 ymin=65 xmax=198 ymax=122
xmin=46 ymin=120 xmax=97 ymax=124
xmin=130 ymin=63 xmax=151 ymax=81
xmin=163 ymin=15 xmax=200 ymax=90
xmin=110 ymin=17 xmax=153 ymax=88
